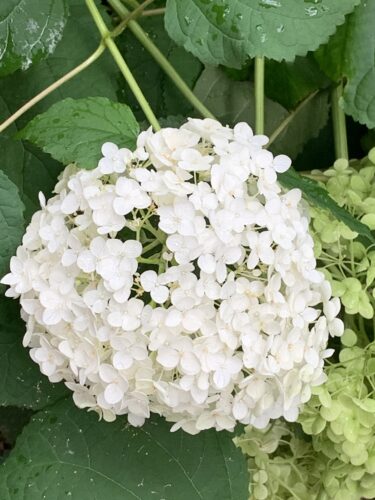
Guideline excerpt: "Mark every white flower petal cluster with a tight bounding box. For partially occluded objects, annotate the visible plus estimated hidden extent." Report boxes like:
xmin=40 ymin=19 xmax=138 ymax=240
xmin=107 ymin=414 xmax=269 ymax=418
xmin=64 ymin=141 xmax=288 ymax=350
xmin=1 ymin=119 xmax=343 ymax=434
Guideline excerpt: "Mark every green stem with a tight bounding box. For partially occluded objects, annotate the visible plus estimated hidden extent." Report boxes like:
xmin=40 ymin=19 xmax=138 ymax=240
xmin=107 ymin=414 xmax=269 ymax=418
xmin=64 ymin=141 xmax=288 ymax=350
xmin=109 ymin=0 xmax=216 ymax=120
xmin=111 ymin=0 xmax=155 ymax=38
xmin=0 ymin=43 xmax=105 ymax=134
xmin=268 ymin=90 xmax=319 ymax=146
xmin=143 ymin=220 xmax=166 ymax=243
xmin=254 ymin=56 xmax=265 ymax=135
xmin=86 ymin=0 xmax=160 ymax=131
xmin=142 ymin=238 xmax=161 ymax=254
xmin=122 ymin=0 xmax=139 ymax=8
xmin=331 ymin=82 xmax=348 ymax=160
xmin=142 ymin=8 xmax=165 ymax=16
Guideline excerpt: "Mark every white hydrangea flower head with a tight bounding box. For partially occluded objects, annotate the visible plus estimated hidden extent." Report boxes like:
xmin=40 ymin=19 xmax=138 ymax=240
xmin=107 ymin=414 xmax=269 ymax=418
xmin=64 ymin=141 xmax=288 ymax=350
xmin=1 ymin=119 xmax=343 ymax=434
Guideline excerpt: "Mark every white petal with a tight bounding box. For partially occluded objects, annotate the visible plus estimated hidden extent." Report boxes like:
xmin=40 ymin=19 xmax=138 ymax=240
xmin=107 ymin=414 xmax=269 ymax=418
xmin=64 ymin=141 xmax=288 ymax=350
xmin=61 ymin=192 xmax=79 ymax=214
xmin=197 ymin=254 xmax=216 ymax=274
xmin=157 ymin=347 xmax=179 ymax=369
xmin=140 ymin=270 xmax=158 ymax=292
xmin=151 ymin=285 xmax=169 ymax=304
xmin=274 ymin=154 xmax=291 ymax=173
xmin=102 ymin=142 xmax=118 ymax=157
xmin=180 ymin=352 xmax=200 ymax=376
xmin=113 ymin=352 xmax=133 ymax=370
xmin=113 ymin=197 xmax=133 ymax=216
xmin=123 ymin=240 xmax=142 ymax=258
xmin=195 ymin=412 xmax=215 ymax=430
xmin=77 ymin=250 xmax=96 ymax=273
xmin=213 ymin=369 xmax=231 ymax=389
xmin=233 ymin=400 xmax=248 ymax=420
xmin=104 ymin=383 xmax=123 ymax=405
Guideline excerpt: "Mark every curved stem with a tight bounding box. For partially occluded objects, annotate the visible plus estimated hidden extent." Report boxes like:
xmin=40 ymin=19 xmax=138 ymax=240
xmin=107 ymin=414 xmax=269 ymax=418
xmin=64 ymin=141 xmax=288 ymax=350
xmin=86 ymin=0 xmax=160 ymax=131
xmin=111 ymin=0 xmax=155 ymax=37
xmin=0 ymin=44 xmax=105 ymax=134
xmin=0 ymin=2 xmax=151 ymax=135
xmin=331 ymin=82 xmax=348 ymax=160
xmin=109 ymin=0 xmax=216 ymax=120
xmin=254 ymin=56 xmax=265 ymax=135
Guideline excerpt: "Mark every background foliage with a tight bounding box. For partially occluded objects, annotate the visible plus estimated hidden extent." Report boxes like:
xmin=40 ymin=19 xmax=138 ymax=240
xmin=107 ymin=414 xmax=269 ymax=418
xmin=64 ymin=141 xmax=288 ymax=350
xmin=0 ymin=0 xmax=374 ymax=498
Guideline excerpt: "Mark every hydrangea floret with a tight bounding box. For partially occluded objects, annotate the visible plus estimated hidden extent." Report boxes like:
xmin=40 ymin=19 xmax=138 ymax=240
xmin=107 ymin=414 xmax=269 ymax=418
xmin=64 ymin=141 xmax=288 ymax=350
xmin=1 ymin=119 xmax=343 ymax=434
xmin=237 ymin=151 xmax=375 ymax=499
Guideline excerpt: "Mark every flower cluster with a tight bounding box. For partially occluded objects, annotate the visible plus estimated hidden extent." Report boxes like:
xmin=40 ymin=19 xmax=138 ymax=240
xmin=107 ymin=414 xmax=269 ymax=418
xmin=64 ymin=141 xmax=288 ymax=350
xmin=236 ymin=338 xmax=375 ymax=500
xmin=237 ymin=151 xmax=375 ymax=498
xmin=310 ymin=152 xmax=375 ymax=319
xmin=1 ymin=119 xmax=342 ymax=434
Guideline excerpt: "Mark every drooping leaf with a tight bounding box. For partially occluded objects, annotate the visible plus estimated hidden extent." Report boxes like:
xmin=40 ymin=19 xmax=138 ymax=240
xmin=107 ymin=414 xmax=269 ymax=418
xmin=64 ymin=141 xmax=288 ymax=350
xmin=316 ymin=1 xmax=375 ymax=128
xmin=0 ymin=296 xmax=68 ymax=409
xmin=265 ymin=55 xmax=329 ymax=110
xmin=0 ymin=398 xmax=249 ymax=500
xmin=0 ymin=0 xmax=119 ymax=129
xmin=0 ymin=97 xmax=62 ymax=221
xmin=278 ymin=169 xmax=375 ymax=245
xmin=165 ymin=0 xmax=360 ymax=67
xmin=270 ymin=91 xmax=330 ymax=159
xmin=18 ymin=97 xmax=140 ymax=169
xmin=194 ymin=66 xmax=329 ymax=159
xmin=0 ymin=0 xmax=68 ymax=76
xmin=0 ymin=170 xmax=24 ymax=278
xmin=118 ymin=15 xmax=202 ymax=120
xmin=194 ymin=66 xmax=288 ymax=132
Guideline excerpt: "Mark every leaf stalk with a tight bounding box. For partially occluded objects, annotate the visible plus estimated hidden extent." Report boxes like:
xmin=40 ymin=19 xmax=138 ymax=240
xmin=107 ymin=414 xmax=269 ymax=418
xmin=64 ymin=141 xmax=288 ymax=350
xmin=0 ymin=44 xmax=105 ymax=134
xmin=254 ymin=56 xmax=265 ymax=135
xmin=331 ymin=82 xmax=349 ymax=160
xmin=86 ymin=0 xmax=161 ymax=131
xmin=109 ymin=0 xmax=216 ymax=120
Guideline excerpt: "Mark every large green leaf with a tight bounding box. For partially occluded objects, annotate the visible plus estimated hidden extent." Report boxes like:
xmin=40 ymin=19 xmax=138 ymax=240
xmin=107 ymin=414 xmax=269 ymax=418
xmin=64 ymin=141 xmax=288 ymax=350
xmin=165 ymin=0 xmax=359 ymax=67
xmin=19 ymin=97 xmax=140 ymax=169
xmin=0 ymin=97 xmax=62 ymax=221
xmin=194 ymin=66 xmax=329 ymax=159
xmin=0 ymin=170 xmax=24 ymax=279
xmin=270 ymin=91 xmax=330 ymax=159
xmin=118 ymin=16 xmax=202 ymax=121
xmin=278 ymin=169 xmax=375 ymax=245
xmin=316 ymin=1 xmax=375 ymax=128
xmin=0 ymin=296 xmax=68 ymax=409
xmin=0 ymin=399 xmax=249 ymax=500
xmin=0 ymin=0 xmax=68 ymax=76
xmin=265 ymin=55 xmax=329 ymax=110
xmin=0 ymin=0 xmax=119 ymax=129
xmin=194 ymin=66 xmax=288 ymax=132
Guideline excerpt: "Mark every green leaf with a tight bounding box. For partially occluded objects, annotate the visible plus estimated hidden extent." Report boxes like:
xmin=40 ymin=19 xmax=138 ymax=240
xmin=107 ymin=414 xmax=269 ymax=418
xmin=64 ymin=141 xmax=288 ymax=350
xmin=0 ymin=170 xmax=24 ymax=278
xmin=194 ymin=66 xmax=329 ymax=159
xmin=0 ymin=97 xmax=62 ymax=221
xmin=0 ymin=399 xmax=249 ymax=500
xmin=194 ymin=66 xmax=288 ymax=132
xmin=265 ymin=55 xmax=329 ymax=110
xmin=0 ymin=407 xmax=33 ymax=447
xmin=316 ymin=1 xmax=375 ymax=127
xmin=0 ymin=296 xmax=68 ymax=409
xmin=118 ymin=16 xmax=202 ymax=120
xmin=165 ymin=0 xmax=359 ymax=67
xmin=269 ymin=91 xmax=330 ymax=159
xmin=0 ymin=0 xmax=119 ymax=129
xmin=0 ymin=0 xmax=68 ymax=76
xmin=18 ymin=97 xmax=140 ymax=169
xmin=278 ymin=169 xmax=375 ymax=245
